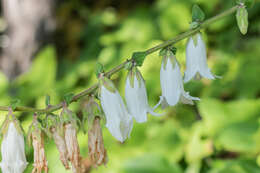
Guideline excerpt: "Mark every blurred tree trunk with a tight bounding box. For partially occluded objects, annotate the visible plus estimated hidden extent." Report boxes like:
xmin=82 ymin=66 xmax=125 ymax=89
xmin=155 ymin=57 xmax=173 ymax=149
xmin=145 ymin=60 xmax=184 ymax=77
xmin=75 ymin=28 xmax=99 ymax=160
xmin=0 ymin=0 xmax=55 ymax=80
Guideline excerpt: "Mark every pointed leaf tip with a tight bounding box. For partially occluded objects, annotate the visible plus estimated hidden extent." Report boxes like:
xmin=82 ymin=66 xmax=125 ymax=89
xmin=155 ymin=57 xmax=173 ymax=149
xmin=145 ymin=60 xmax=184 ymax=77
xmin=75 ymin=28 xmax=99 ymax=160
xmin=131 ymin=51 xmax=147 ymax=66
xmin=192 ymin=4 xmax=205 ymax=22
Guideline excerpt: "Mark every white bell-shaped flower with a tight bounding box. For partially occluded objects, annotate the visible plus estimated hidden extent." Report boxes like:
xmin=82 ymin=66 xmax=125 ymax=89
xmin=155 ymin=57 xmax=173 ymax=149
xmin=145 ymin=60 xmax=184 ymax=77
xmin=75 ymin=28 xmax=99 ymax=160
xmin=0 ymin=121 xmax=28 ymax=173
xmin=184 ymin=33 xmax=216 ymax=83
xmin=160 ymin=49 xmax=200 ymax=106
xmin=125 ymin=67 xmax=161 ymax=123
xmin=100 ymin=76 xmax=133 ymax=142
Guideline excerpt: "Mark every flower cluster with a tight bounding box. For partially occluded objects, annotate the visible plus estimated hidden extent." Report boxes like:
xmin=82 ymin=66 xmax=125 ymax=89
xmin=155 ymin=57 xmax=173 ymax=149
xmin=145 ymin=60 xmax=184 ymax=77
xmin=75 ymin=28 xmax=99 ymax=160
xmin=98 ymin=32 xmax=216 ymax=142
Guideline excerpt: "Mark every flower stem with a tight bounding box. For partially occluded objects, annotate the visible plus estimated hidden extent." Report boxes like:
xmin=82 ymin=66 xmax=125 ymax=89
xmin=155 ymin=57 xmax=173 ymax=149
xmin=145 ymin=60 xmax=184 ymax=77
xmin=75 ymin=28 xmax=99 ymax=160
xmin=0 ymin=5 xmax=239 ymax=113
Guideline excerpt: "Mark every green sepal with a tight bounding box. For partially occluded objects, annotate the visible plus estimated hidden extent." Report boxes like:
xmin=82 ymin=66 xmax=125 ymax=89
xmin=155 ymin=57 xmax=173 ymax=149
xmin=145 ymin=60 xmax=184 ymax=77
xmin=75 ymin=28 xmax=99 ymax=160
xmin=236 ymin=6 xmax=248 ymax=35
xmin=135 ymin=68 xmax=145 ymax=88
xmin=63 ymin=93 xmax=74 ymax=105
xmin=237 ymin=0 xmax=255 ymax=8
xmin=100 ymin=77 xmax=117 ymax=93
xmin=45 ymin=95 xmax=51 ymax=106
xmin=192 ymin=4 xmax=205 ymax=22
xmin=131 ymin=51 xmax=147 ymax=67
xmin=96 ymin=62 xmax=105 ymax=77
xmin=191 ymin=34 xmax=198 ymax=47
xmin=124 ymin=61 xmax=133 ymax=70
xmin=10 ymin=99 xmax=21 ymax=110
xmin=190 ymin=21 xmax=200 ymax=29
xmin=159 ymin=48 xmax=167 ymax=57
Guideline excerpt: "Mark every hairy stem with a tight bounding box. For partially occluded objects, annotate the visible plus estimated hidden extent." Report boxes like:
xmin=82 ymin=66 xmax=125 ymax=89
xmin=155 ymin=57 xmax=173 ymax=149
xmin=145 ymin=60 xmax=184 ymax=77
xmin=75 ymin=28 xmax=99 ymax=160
xmin=0 ymin=5 xmax=239 ymax=113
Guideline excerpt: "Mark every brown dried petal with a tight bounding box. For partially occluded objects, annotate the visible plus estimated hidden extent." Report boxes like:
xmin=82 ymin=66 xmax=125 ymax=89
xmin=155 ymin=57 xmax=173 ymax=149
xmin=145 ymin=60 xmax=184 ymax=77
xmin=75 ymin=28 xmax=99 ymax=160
xmin=32 ymin=131 xmax=48 ymax=173
xmin=51 ymin=127 xmax=70 ymax=169
xmin=88 ymin=117 xmax=108 ymax=167
xmin=64 ymin=123 xmax=80 ymax=172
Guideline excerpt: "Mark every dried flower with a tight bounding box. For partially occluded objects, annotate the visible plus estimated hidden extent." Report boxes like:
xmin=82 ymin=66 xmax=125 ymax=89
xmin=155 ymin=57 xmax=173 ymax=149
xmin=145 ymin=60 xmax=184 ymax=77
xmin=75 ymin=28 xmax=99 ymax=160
xmin=99 ymin=76 xmax=133 ymax=142
xmin=28 ymin=116 xmax=48 ymax=173
xmin=160 ymin=49 xmax=199 ymax=106
xmin=88 ymin=117 xmax=108 ymax=167
xmin=125 ymin=67 xmax=161 ymax=123
xmin=184 ymin=33 xmax=216 ymax=83
xmin=0 ymin=111 xmax=28 ymax=173
xmin=64 ymin=123 xmax=80 ymax=173
xmin=51 ymin=127 xmax=70 ymax=169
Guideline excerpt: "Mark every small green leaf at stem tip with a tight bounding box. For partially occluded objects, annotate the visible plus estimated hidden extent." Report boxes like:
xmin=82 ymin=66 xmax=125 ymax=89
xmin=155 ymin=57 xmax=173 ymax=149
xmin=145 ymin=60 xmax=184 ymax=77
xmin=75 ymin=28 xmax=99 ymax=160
xmin=192 ymin=4 xmax=205 ymax=22
xmin=45 ymin=95 xmax=51 ymax=106
xmin=10 ymin=99 xmax=21 ymax=110
xmin=95 ymin=62 xmax=104 ymax=77
xmin=236 ymin=6 xmax=248 ymax=35
xmin=64 ymin=93 xmax=74 ymax=105
xmin=131 ymin=51 xmax=147 ymax=66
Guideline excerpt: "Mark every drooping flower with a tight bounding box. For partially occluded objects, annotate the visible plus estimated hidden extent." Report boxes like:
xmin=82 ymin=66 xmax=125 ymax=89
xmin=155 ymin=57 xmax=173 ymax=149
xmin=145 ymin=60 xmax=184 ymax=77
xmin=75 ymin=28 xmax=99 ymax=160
xmin=184 ymin=33 xmax=216 ymax=83
xmin=0 ymin=111 xmax=28 ymax=173
xmin=64 ymin=123 xmax=81 ymax=173
xmin=125 ymin=67 xmax=161 ymax=123
xmin=99 ymin=75 xmax=133 ymax=142
xmin=88 ymin=116 xmax=108 ymax=167
xmin=28 ymin=115 xmax=48 ymax=173
xmin=160 ymin=48 xmax=200 ymax=106
xmin=50 ymin=126 xmax=70 ymax=170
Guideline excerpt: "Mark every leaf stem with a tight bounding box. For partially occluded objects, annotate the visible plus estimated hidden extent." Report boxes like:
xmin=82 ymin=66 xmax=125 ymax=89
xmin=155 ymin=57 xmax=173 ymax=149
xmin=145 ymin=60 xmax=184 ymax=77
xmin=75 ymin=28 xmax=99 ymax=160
xmin=0 ymin=5 xmax=239 ymax=113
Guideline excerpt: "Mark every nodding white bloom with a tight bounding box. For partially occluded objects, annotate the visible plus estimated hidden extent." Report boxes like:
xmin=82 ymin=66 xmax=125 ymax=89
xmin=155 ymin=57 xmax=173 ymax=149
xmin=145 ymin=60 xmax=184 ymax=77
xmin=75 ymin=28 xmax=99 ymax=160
xmin=0 ymin=119 xmax=28 ymax=173
xmin=125 ymin=67 xmax=161 ymax=123
xmin=184 ymin=33 xmax=216 ymax=83
xmin=160 ymin=49 xmax=200 ymax=106
xmin=99 ymin=76 xmax=133 ymax=142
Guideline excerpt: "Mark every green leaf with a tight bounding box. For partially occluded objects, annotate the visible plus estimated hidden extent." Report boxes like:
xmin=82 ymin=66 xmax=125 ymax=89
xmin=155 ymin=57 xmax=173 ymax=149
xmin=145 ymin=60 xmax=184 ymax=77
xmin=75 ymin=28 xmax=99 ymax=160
xmin=45 ymin=95 xmax=51 ymax=106
xmin=95 ymin=62 xmax=104 ymax=77
xmin=131 ymin=51 xmax=147 ymax=66
xmin=10 ymin=99 xmax=21 ymax=110
xmin=192 ymin=4 xmax=205 ymax=22
xmin=236 ymin=6 xmax=248 ymax=35
xmin=63 ymin=93 xmax=74 ymax=105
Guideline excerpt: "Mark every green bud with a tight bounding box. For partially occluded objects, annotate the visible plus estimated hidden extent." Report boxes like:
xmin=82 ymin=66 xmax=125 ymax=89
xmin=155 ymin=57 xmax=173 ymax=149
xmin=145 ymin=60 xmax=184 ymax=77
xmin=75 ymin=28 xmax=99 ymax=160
xmin=131 ymin=51 xmax=147 ymax=67
xmin=236 ymin=6 xmax=248 ymax=35
xmin=192 ymin=4 xmax=205 ymax=22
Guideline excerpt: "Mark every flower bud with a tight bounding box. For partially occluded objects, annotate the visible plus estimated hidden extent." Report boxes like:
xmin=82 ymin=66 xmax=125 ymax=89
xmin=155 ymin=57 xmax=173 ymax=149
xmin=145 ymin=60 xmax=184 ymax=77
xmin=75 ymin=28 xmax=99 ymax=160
xmin=99 ymin=76 xmax=133 ymax=142
xmin=184 ymin=33 xmax=217 ymax=83
xmin=0 ymin=112 xmax=28 ymax=173
xmin=236 ymin=4 xmax=248 ymax=35
xmin=125 ymin=67 xmax=161 ymax=123
xmin=88 ymin=117 xmax=108 ymax=167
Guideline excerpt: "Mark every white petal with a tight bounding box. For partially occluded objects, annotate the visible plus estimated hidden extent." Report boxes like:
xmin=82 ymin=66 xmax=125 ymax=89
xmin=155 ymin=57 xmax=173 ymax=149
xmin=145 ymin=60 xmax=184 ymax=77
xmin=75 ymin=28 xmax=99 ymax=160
xmin=196 ymin=34 xmax=215 ymax=79
xmin=101 ymin=85 xmax=133 ymax=142
xmin=184 ymin=37 xmax=199 ymax=83
xmin=1 ymin=122 xmax=27 ymax=173
xmin=160 ymin=58 xmax=181 ymax=106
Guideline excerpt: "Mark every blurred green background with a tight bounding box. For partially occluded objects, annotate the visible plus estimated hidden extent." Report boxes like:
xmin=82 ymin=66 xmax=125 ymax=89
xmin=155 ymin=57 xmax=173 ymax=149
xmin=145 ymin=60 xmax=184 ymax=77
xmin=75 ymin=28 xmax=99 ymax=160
xmin=0 ymin=0 xmax=260 ymax=172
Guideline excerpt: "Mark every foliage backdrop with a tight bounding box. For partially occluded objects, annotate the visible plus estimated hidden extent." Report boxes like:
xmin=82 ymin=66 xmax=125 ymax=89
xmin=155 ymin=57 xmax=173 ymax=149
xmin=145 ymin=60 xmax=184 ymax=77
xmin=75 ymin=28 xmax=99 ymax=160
xmin=0 ymin=0 xmax=260 ymax=172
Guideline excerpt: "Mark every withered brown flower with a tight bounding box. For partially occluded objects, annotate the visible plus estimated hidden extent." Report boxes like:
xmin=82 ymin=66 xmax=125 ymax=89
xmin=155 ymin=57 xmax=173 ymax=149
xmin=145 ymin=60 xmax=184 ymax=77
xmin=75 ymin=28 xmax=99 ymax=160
xmin=51 ymin=127 xmax=70 ymax=169
xmin=32 ymin=130 xmax=48 ymax=173
xmin=64 ymin=123 xmax=81 ymax=173
xmin=88 ymin=117 xmax=108 ymax=167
